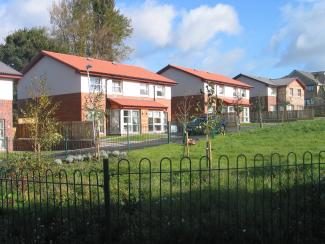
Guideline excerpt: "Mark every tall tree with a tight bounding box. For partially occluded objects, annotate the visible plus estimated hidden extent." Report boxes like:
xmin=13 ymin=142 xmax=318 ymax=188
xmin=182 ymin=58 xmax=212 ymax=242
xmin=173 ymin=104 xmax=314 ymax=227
xmin=0 ymin=28 xmax=64 ymax=71
xmin=50 ymin=0 xmax=133 ymax=61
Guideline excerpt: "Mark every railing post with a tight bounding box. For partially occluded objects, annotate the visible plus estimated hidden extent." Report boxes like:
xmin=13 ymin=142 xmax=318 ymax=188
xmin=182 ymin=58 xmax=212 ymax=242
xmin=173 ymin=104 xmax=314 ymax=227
xmin=127 ymin=121 xmax=130 ymax=152
xmin=103 ymin=158 xmax=111 ymax=242
xmin=167 ymin=121 xmax=171 ymax=144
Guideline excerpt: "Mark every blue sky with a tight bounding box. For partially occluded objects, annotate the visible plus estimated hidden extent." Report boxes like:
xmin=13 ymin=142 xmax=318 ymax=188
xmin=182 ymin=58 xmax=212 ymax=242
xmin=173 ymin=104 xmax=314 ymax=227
xmin=1 ymin=0 xmax=324 ymax=78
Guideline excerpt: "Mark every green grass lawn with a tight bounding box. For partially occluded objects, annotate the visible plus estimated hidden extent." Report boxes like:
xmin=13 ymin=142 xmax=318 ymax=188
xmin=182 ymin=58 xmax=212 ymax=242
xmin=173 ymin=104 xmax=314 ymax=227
xmin=1 ymin=120 xmax=325 ymax=243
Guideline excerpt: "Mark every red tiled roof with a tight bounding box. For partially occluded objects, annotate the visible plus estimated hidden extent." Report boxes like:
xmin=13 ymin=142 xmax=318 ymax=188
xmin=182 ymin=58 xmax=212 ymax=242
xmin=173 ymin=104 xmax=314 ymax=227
xmin=109 ymin=98 xmax=168 ymax=109
xmin=23 ymin=51 xmax=177 ymax=85
xmin=158 ymin=64 xmax=251 ymax=88
xmin=221 ymin=97 xmax=250 ymax=106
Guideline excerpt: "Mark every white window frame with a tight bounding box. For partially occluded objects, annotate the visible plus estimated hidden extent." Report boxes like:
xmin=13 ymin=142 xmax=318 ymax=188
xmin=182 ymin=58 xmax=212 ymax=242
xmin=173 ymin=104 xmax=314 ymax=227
xmin=270 ymin=87 xmax=277 ymax=96
xmin=156 ymin=85 xmax=165 ymax=97
xmin=270 ymin=105 xmax=276 ymax=112
xmin=112 ymin=80 xmax=123 ymax=94
xmin=228 ymin=106 xmax=234 ymax=113
xmin=122 ymin=110 xmax=140 ymax=134
xmin=0 ymin=120 xmax=5 ymax=150
xmin=242 ymin=107 xmax=249 ymax=123
xmin=140 ymin=83 xmax=149 ymax=96
xmin=148 ymin=111 xmax=166 ymax=133
xmin=218 ymin=85 xmax=225 ymax=95
xmin=89 ymin=77 xmax=102 ymax=92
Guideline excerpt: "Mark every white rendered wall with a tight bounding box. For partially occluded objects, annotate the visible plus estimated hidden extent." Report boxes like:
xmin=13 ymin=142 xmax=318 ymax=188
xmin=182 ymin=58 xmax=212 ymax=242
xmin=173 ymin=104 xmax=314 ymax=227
xmin=0 ymin=79 xmax=13 ymax=100
xmin=203 ymin=82 xmax=250 ymax=99
xmin=18 ymin=56 xmax=81 ymax=99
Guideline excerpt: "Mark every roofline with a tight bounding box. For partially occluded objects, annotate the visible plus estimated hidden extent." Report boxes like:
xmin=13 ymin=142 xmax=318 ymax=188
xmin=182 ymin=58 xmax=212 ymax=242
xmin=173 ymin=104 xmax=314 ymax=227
xmin=234 ymin=73 xmax=277 ymax=87
xmin=293 ymin=70 xmax=319 ymax=85
xmin=159 ymin=65 xmax=252 ymax=89
xmin=23 ymin=51 xmax=177 ymax=85
xmin=0 ymin=74 xmax=22 ymax=80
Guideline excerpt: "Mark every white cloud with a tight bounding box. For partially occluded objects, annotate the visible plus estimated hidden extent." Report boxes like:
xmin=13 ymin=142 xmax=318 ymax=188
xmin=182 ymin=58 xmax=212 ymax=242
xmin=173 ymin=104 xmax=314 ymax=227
xmin=122 ymin=0 xmax=176 ymax=47
xmin=0 ymin=0 xmax=57 ymax=43
xmin=271 ymin=0 xmax=325 ymax=69
xmin=123 ymin=1 xmax=241 ymax=53
xmin=176 ymin=4 xmax=241 ymax=51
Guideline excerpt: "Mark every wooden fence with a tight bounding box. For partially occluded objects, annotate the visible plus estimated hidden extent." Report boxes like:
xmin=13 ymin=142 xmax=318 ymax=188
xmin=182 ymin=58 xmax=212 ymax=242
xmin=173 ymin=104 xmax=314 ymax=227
xmin=15 ymin=121 xmax=93 ymax=140
xmin=250 ymin=109 xmax=314 ymax=123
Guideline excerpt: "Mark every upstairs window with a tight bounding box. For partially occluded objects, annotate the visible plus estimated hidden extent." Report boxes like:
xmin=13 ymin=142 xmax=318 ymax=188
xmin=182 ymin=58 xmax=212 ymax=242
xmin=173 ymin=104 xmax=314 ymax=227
xmin=156 ymin=85 xmax=165 ymax=97
xmin=140 ymin=83 xmax=149 ymax=96
xmin=112 ymin=80 xmax=122 ymax=94
xmin=307 ymin=85 xmax=314 ymax=92
xmin=270 ymin=87 xmax=277 ymax=96
xmin=89 ymin=77 xmax=102 ymax=92
xmin=218 ymin=85 xmax=225 ymax=95
xmin=298 ymin=89 xmax=302 ymax=97
xmin=289 ymin=88 xmax=294 ymax=96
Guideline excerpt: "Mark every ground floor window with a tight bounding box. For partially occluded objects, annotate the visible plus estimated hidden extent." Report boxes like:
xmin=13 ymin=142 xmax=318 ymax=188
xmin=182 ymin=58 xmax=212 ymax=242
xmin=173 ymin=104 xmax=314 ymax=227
xmin=123 ymin=110 xmax=140 ymax=134
xmin=270 ymin=105 xmax=276 ymax=111
xmin=110 ymin=110 xmax=120 ymax=134
xmin=87 ymin=112 xmax=105 ymax=134
xmin=0 ymin=120 xmax=5 ymax=150
xmin=241 ymin=107 xmax=249 ymax=123
xmin=148 ymin=111 xmax=167 ymax=133
xmin=286 ymin=105 xmax=294 ymax=111
xmin=228 ymin=106 xmax=234 ymax=113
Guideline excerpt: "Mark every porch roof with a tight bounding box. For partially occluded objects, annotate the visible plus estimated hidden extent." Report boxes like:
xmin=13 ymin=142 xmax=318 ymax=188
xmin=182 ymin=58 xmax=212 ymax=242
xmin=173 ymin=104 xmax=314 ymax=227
xmin=109 ymin=98 xmax=168 ymax=109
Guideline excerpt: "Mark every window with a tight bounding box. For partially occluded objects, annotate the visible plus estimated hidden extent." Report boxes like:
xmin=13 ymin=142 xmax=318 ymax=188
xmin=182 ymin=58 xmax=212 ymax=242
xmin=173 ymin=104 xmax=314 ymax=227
xmin=287 ymin=105 xmax=294 ymax=111
xmin=270 ymin=105 xmax=276 ymax=112
xmin=241 ymin=89 xmax=247 ymax=98
xmin=148 ymin=111 xmax=166 ymax=133
xmin=233 ymin=88 xmax=238 ymax=97
xmin=241 ymin=107 xmax=249 ymax=123
xmin=297 ymin=89 xmax=302 ymax=97
xmin=123 ymin=110 xmax=140 ymax=134
xmin=307 ymin=85 xmax=314 ymax=92
xmin=305 ymin=99 xmax=315 ymax=106
xmin=289 ymin=88 xmax=294 ymax=96
xmin=89 ymin=77 xmax=102 ymax=92
xmin=109 ymin=110 xmax=120 ymax=134
xmin=112 ymin=80 xmax=122 ymax=93
xmin=228 ymin=106 xmax=234 ymax=113
xmin=156 ymin=85 xmax=165 ymax=97
xmin=86 ymin=112 xmax=105 ymax=134
xmin=140 ymin=83 xmax=149 ymax=96
xmin=0 ymin=120 xmax=5 ymax=150
xmin=218 ymin=85 xmax=225 ymax=95
xmin=270 ymin=88 xmax=277 ymax=96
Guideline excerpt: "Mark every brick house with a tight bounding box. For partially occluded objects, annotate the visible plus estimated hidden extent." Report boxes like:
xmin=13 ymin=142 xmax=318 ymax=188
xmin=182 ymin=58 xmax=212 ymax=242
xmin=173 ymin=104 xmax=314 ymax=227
xmin=158 ymin=65 xmax=251 ymax=123
xmin=234 ymin=74 xmax=305 ymax=111
xmin=17 ymin=51 xmax=176 ymax=135
xmin=286 ymin=70 xmax=325 ymax=107
xmin=0 ymin=62 xmax=22 ymax=151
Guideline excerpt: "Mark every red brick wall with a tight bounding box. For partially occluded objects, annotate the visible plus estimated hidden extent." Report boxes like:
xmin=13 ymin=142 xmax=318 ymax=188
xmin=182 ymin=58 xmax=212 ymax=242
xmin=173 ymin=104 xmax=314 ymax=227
xmin=171 ymin=95 xmax=204 ymax=122
xmin=0 ymin=100 xmax=13 ymax=151
xmin=18 ymin=93 xmax=84 ymax=122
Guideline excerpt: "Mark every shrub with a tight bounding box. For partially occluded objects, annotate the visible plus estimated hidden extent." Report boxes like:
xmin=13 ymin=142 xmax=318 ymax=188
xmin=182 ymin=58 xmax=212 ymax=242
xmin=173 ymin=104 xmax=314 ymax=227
xmin=112 ymin=151 xmax=120 ymax=157
xmin=65 ymin=156 xmax=74 ymax=164
xmin=54 ymin=159 xmax=62 ymax=165
xmin=75 ymin=155 xmax=83 ymax=162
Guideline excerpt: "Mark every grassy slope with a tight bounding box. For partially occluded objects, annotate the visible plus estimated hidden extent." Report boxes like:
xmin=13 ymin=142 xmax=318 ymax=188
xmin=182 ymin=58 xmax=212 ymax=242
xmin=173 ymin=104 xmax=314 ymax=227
xmin=126 ymin=119 xmax=325 ymax=168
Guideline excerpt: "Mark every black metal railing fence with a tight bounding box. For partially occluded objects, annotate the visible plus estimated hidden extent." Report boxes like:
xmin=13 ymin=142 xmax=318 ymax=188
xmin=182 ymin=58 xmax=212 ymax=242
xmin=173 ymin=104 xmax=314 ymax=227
xmin=0 ymin=151 xmax=324 ymax=243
